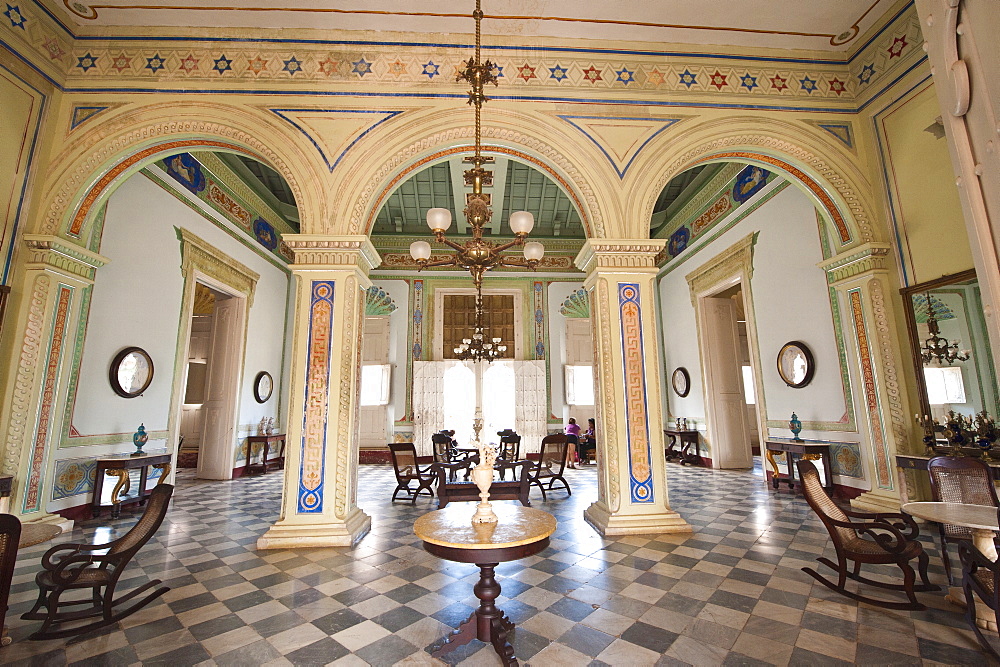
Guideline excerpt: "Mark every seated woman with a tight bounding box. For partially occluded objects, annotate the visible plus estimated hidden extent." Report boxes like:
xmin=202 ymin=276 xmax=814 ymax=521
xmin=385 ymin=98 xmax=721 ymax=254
xmin=565 ymin=418 xmax=581 ymax=469
xmin=579 ymin=418 xmax=596 ymax=464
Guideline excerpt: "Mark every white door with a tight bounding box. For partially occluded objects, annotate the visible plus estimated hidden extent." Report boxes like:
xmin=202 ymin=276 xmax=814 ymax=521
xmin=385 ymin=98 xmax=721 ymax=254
xmin=703 ymin=296 xmax=753 ymax=468
xmin=197 ymin=295 xmax=243 ymax=480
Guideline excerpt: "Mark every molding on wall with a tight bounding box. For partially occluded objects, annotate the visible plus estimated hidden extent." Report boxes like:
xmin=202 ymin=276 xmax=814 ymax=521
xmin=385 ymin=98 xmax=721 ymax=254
xmin=576 ymin=240 xmax=666 ymax=274
xmin=22 ymin=234 xmax=108 ymax=281
xmin=285 ymin=235 xmax=380 ymax=271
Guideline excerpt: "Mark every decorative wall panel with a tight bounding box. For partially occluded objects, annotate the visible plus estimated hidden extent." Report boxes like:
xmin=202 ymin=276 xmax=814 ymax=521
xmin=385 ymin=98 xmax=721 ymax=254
xmin=618 ymin=283 xmax=653 ymax=504
xmin=297 ymin=280 xmax=334 ymax=514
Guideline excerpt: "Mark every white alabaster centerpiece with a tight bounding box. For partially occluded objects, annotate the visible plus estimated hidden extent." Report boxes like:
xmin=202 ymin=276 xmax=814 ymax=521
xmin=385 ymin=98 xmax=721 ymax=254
xmin=469 ymin=415 xmax=499 ymax=524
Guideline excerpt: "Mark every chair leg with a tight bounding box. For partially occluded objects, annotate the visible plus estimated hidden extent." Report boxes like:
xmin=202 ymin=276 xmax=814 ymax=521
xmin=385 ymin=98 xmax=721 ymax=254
xmin=898 ymin=560 xmax=920 ymax=608
xmin=940 ymin=536 xmax=954 ymax=586
xmin=915 ymin=550 xmax=938 ymax=591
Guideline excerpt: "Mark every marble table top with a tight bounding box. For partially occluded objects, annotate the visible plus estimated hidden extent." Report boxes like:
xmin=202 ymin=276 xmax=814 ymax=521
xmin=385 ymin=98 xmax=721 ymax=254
xmin=414 ymin=503 xmax=556 ymax=550
xmin=902 ymin=502 xmax=1000 ymax=532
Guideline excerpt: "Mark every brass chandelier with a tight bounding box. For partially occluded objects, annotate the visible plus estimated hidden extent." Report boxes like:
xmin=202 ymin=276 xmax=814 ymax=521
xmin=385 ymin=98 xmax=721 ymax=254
xmin=920 ymin=293 xmax=971 ymax=365
xmin=454 ymin=285 xmax=508 ymax=362
xmin=408 ymin=0 xmax=544 ymax=288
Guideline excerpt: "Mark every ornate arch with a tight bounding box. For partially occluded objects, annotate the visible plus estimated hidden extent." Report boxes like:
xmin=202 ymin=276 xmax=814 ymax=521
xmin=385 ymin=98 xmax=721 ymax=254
xmin=633 ymin=118 xmax=879 ymax=246
xmin=36 ymin=103 xmax=326 ymax=242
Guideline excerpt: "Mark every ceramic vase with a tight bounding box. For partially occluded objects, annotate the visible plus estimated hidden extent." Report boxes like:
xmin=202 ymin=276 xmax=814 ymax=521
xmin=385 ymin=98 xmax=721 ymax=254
xmin=789 ymin=413 xmax=803 ymax=442
xmin=132 ymin=423 xmax=148 ymax=457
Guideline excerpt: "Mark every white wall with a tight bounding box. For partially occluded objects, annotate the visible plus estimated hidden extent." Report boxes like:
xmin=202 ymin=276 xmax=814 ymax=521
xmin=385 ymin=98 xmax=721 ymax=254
xmin=51 ymin=171 xmax=291 ymax=510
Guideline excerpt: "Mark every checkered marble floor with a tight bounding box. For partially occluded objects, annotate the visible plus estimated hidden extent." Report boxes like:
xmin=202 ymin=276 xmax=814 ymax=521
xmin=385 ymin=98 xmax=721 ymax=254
xmin=0 ymin=460 xmax=990 ymax=666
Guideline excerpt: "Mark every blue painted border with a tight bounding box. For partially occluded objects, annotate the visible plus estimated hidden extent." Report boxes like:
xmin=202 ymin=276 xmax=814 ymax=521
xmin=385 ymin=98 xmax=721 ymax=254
xmin=557 ymin=115 xmax=680 ymax=179
xmin=269 ymin=108 xmax=402 ymax=173
xmin=297 ymin=280 xmax=335 ymax=514
xmin=619 ymin=283 xmax=654 ymax=504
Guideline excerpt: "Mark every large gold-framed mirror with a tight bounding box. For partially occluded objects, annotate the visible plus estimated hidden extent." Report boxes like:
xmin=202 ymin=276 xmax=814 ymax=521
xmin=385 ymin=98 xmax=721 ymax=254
xmin=900 ymin=269 xmax=999 ymax=421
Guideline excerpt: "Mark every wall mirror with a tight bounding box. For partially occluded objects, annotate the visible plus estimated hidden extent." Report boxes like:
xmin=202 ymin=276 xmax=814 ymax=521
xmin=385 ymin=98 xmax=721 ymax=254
xmin=900 ymin=269 xmax=999 ymax=421
xmin=109 ymin=347 xmax=154 ymax=398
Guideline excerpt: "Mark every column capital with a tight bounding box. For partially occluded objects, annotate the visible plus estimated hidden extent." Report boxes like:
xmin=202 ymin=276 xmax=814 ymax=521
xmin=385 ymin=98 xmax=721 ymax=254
xmin=574 ymin=239 xmax=666 ymax=275
xmin=818 ymin=242 xmax=892 ymax=286
xmin=22 ymin=235 xmax=109 ymax=283
xmin=285 ymin=235 xmax=381 ymax=272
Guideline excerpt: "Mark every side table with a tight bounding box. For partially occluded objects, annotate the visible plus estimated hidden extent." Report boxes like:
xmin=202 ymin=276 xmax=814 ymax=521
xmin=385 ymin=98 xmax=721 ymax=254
xmin=93 ymin=452 xmax=171 ymax=518
xmin=245 ymin=434 xmax=286 ymax=476
xmin=415 ymin=503 xmax=557 ymax=666
xmin=764 ymin=439 xmax=833 ymax=491
xmin=664 ymin=429 xmax=701 ymax=465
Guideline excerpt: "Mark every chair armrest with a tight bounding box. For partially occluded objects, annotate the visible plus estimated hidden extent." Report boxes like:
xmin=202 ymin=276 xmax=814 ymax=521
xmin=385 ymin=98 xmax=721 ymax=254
xmin=842 ymin=509 xmax=919 ymax=539
xmin=47 ymin=551 xmax=112 ymax=585
xmin=824 ymin=516 xmax=911 ymax=554
xmin=959 ymin=540 xmax=1000 ymax=577
xmin=40 ymin=542 xmax=112 ymax=570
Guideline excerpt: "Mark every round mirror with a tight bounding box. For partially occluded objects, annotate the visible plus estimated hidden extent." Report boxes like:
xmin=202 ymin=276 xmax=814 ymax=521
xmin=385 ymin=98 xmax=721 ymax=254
xmin=671 ymin=367 xmax=690 ymax=397
xmin=254 ymin=371 xmax=273 ymax=403
xmin=109 ymin=347 xmax=154 ymax=398
xmin=777 ymin=341 xmax=814 ymax=388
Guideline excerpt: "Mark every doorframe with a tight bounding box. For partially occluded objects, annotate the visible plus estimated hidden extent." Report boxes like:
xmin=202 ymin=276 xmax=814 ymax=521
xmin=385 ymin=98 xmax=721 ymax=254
xmin=169 ymin=229 xmax=259 ymax=481
xmin=686 ymin=233 xmax=766 ymax=468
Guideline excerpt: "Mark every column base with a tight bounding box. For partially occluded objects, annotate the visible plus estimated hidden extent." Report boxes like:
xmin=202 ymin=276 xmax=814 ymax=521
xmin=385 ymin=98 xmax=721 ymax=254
xmin=257 ymin=507 xmax=371 ymax=549
xmin=850 ymin=489 xmax=901 ymax=514
xmin=584 ymin=501 xmax=692 ymax=536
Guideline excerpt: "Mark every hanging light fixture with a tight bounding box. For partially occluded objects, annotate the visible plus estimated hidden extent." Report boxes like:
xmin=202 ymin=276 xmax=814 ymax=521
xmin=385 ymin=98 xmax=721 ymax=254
xmin=454 ymin=284 xmax=507 ymax=362
xmin=920 ymin=293 xmax=971 ymax=365
xmin=408 ymin=0 xmax=544 ymax=288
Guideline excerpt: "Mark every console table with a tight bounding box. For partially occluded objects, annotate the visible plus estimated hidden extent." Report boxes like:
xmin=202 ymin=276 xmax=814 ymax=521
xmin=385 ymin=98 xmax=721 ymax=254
xmin=245 ymin=434 xmax=286 ymax=476
xmin=764 ymin=439 xmax=833 ymax=491
xmin=664 ymin=429 xmax=701 ymax=466
xmin=415 ymin=503 xmax=556 ymax=666
xmin=93 ymin=452 xmax=171 ymax=518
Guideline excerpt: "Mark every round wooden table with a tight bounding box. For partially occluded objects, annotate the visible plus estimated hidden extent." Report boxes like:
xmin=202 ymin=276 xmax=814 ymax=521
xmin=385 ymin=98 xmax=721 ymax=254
xmin=414 ymin=503 xmax=556 ymax=666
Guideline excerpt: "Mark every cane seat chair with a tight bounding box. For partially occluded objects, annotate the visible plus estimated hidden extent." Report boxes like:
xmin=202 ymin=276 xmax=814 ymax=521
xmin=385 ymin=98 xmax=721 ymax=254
xmin=496 ymin=430 xmax=521 ymax=479
xmin=22 ymin=484 xmax=174 ymax=640
xmin=797 ymin=460 xmax=937 ymax=610
xmin=928 ymin=455 xmax=1000 ymax=585
xmin=958 ymin=520 xmax=1000 ymax=660
xmin=0 ymin=514 xmax=21 ymax=647
xmin=527 ymin=435 xmax=572 ymax=501
xmin=388 ymin=443 xmax=436 ymax=504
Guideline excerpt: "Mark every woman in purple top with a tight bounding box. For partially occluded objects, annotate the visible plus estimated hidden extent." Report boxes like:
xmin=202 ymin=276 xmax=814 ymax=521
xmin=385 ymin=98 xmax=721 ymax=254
xmin=565 ymin=418 xmax=581 ymax=469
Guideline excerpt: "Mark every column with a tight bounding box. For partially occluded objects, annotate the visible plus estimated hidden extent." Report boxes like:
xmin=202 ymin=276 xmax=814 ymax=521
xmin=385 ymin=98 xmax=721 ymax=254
xmin=576 ymin=240 xmax=692 ymax=536
xmin=0 ymin=235 xmax=107 ymax=530
xmin=258 ymin=236 xmax=379 ymax=548
xmin=820 ymin=244 xmax=914 ymax=512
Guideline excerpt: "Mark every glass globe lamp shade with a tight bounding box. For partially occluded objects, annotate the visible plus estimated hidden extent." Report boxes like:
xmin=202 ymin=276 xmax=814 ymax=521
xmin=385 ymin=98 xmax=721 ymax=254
xmin=426 ymin=207 xmax=453 ymax=232
xmin=508 ymin=211 xmax=534 ymax=235
xmin=523 ymin=241 xmax=545 ymax=261
xmin=409 ymin=240 xmax=432 ymax=261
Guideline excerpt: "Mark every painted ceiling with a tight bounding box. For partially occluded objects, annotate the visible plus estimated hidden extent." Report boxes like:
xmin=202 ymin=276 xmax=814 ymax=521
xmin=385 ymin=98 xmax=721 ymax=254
xmin=58 ymin=0 xmax=898 ymax=52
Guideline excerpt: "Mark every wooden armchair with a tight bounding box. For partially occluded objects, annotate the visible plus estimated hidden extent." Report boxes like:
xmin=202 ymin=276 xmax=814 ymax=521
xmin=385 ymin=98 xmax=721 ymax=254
xmin=528 ymin=435 xmax=572 ymax=501
xmin=431 ymin=431 xmax=457 ymax=464
xmin=928 ymin=455 xmax=999 ymax=585
xmin=796 ymin=460 xmax=936 ymax=610
xmin=388 ymin=443 xmax=436 ymax=504
xmin=0 ymin=514 xmax=21 ymax=647
xmin=497 ymin=431 xmax=521 ymax=479
xmin=22 ymin=484 xmax=173 ymax=640
xmin=959 ymin=531 xmax=1000 ymax=660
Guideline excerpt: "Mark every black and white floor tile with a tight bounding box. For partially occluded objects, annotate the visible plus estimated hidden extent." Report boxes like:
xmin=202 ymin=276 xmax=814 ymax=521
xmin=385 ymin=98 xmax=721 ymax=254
xmin=0 ymin=460 xmax=990 ymax=666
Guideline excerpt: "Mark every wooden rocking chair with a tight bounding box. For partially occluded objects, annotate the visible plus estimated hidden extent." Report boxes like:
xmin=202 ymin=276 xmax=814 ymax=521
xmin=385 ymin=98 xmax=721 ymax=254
xmin=797 ymin=460 xmax=937 ymax=610
xmin=22 ymin=484 xmax=173 ymax=640
xmin=958 ymin=529 xmax=1000 ymax=660
xmin=0 ymin=514 xmax=21 ymax=647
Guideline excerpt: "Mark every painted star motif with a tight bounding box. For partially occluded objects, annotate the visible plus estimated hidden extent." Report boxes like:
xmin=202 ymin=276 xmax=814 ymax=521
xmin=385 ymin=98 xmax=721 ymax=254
xmin=388 ymin=60 xmax=406 ymax=76
xmin=582 ymin=65 xmax=602 ymax=83
xmin=709 ymin=70 xmax=728 ymax=90
xmin=42 ymin=37 xmax=64 ymax=60
xmin=828 ymin=77 xmax=847 ymax=96
xmin=76 ymin=52 xmax=97 ymax=72
xmin=421 ymin=61 xmax=439 ymax=78
xmin=770 ymin=74 xmax=788 ymax=91
xmin=145 ymin=54 xmax=165 ymax=73
xmin=645 ymin=68 xmax=665 ymax=86
xmin=799 ymin=76 xmax=818 ymax=93
xmin=4 ymin=4 xmax=25 ymax=29
xmin=518 ymin=64 xmax=536 ymax=81
xmin=616 ymin=67 xmax=634 ymax=85
xmin=213 ymin=55 xmax=233 ymax=74
xmin=111 ymin=54 xmax=132 ymax=73
xmin=678 ymin=69 xmax=697 ymax=88
xmin=549 ymin=65 xmax=567 ymax=81
xmin=887 ymin=35 xmax=908 ymax=58
xmin=178 ymin=54 xmax=199 ymax=73
xmin=247 ymin=56 xmax=269 ymax=75
xmin=857 ymin=63 xmax=875 ymax=85
xmin=740 ymin=73 xmax=758 ymax=91
xmin=352 ymin=58 xmax=372 ymax=77
xmin=493 ymin=64 xmax=503 ymax=78
xmin=282 ymin=56 xmax=302 ymax=75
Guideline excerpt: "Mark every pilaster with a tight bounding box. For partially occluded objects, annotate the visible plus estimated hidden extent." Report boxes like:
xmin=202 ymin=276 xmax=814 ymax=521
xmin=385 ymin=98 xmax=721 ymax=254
xmin=820 ymin=243 xmax=911 ymax=512
xmin=575 ymin=240 xmax=692 ymax=536
xmin=258 ymin=236 xmax=380 ymax=548
xmin=0 ymin=235 xmax=108 ymax=530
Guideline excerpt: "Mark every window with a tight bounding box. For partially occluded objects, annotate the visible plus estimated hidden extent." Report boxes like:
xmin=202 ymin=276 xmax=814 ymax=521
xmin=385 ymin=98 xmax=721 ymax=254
xmin=360 ymin=364 xmax=391 ymax=406
xmin=741 ymin=365 xmax=756 ymax=404
xmin=924 ymin=366 xmax=967 ymax=405
xmin=565 ymin=365 xmax=595 ymax=405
